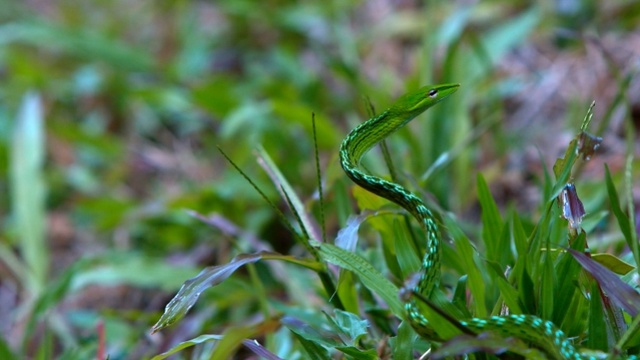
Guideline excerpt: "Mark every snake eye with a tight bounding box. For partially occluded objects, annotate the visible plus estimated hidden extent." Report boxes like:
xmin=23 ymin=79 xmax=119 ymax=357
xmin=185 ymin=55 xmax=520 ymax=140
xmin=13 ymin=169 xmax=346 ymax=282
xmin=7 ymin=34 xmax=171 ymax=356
xmin=428 ymin=89 xmax=438 ymax=98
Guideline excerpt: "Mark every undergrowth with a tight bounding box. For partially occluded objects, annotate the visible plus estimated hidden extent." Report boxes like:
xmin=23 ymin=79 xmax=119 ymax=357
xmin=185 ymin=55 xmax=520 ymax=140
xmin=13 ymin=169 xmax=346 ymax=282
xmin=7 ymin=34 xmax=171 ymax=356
xmin=151 ymin=103 xmax=640 ymax=359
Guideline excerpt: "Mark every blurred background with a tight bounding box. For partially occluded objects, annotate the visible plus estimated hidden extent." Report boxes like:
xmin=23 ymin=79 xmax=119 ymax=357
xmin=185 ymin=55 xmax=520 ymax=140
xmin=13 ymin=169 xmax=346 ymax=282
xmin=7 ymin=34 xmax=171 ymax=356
xmin=0 ymin=0 xmax=639 ymax=359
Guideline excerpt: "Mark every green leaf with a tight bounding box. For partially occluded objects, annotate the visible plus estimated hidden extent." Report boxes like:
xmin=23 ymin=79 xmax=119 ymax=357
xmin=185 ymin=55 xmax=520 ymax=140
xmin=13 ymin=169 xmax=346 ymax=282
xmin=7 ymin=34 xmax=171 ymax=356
xmin=0 ymin=22 xmax=154 ymax=71
xmin=569 ymin=249 xmax=640 ymax=317
xmin=315 ymin=242 xmax=404 ymax=317
xmin=605 ymin=165 xmax=638 ymax=265
xmin=11 ymin=92 xmax=47 ymax=294
xmin=477 ymin=174 xmax=503 ymax=264
xmin=445 ymin=216 xmax=486 ymax=318
xmin=292 ymin=333 xmax=331 ymax=360
xmin=335 ymin=346 xmax=378 ymax=360
xmin=432 ymin=332 xmax=547 ymax=360
xmin=256 ymin=145 xmax=320 ymax=242
xmin=587 ymin=280 xmax=608 ymax=351
xmin=391 ymin=321 xmax=416 ymax=360
xmin=330 ymin=310 xmax=369 ymax=344
xmin=591 ymin=253 xmax=635 ymax=275
xmin=152 ymin=252 xmax=321 ymax=332
xmin=151 ymin=334 xmax=223 ymax=359
xmin=70 ymin=254 xmax=199 ymax=291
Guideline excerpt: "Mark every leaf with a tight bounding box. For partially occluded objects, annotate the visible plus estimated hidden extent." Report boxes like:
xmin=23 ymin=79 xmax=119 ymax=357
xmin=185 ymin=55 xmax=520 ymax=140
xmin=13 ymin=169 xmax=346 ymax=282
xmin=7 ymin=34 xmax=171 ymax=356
xmin=150 ymin=331 xmax=286 ymax=360
xmin=391 ymin=320 xmax=415 ymax=360
xmin=291 ymin=332 xmax=331 ymax=360
xmin=315 ymin=242 xmax=404 ymax=317
xmin=256 ymin=145 xmax=321 ymax=242
xmin=70 ymin=253 xmax=199 ymax=291
xmin=11 ymin=92 xmax=47 ymax=294
xmin=210 ymin=322 xmax=279 ymax=360
xmin=605 ymin=165 xmax=638 ymax=264
xmin=335 ymin=345 xmax=378 ymax=360
xmin=477 ymin=174 xmax=504 ymax=265
xmin=329 ymin=309 xmax=369 ymax=344
xmin=0 ymin=22 xmax=154 ymax=71
xmin=587 ymin=280 xmax=608 ymax=351
xmin=152 ymin=252 xmax=321 ymax=332
xmin=569 ymin=249 xmax=640 ymax=317
xmin=335 ymin=212 xmax=374 ymax=252
xmin=151 ymin=334 xmax=224 ymax=359
xmin=591 ymin=253 xmax=635 ymax=275
xmin=445 ymin=216 xmax=486 ymax=318
xmin=432 ymin=332 xmax=547 ymax=360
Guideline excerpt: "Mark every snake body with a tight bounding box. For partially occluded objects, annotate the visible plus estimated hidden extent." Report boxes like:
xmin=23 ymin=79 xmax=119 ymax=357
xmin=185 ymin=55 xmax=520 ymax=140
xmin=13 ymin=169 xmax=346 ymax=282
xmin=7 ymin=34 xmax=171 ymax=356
xmin=338 ymin=84 xmax=630 ymax=360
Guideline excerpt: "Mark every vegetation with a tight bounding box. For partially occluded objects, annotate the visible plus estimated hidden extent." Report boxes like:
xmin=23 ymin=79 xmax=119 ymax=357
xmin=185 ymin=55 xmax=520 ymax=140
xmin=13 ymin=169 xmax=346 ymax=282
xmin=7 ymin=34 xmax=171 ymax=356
xmin=0 ymin=0 xmax=638 ymax=359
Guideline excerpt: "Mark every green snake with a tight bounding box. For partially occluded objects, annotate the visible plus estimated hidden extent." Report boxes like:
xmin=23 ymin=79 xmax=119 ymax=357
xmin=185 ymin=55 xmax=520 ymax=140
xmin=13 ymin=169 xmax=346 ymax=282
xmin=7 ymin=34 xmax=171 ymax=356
xmin=338 ymin=84 xmax=632 ymax=359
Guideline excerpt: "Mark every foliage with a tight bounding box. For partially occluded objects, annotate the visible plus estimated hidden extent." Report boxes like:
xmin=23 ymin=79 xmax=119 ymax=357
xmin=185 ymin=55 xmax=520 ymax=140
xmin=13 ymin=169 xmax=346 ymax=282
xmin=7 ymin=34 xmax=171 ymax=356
xmin=0 ymin=0 xmax=638 ymax=359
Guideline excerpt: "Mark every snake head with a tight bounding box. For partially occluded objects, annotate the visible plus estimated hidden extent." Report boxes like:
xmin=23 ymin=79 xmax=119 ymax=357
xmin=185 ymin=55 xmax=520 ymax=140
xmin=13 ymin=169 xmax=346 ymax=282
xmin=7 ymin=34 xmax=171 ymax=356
xmin=394 ymin=83 xmax=460 ymax=115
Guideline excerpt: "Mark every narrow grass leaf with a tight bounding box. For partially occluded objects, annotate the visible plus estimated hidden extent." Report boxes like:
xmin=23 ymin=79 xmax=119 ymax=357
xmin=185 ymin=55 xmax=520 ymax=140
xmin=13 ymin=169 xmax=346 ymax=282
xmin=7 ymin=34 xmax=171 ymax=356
xmin=391 ymin=321 xmax=415 ymax=360
xmin=152 ymin=252 xmax=321 ymax=333
xmin=151 ymin=334 xmax=223 ymax=359
xmin=257 ymin=145 xmax=320 ymax=242
xmin=605 ymin=165 xmax=638 ymax=265
xmin=312 ymin=114 xmax=327 ymax=243
xmin=291 ymin=333 xmax=331 ymax=360
xmin=591 ymin=253 xmax=635 ymax=275
xmin=587 ymin=280 xmax=609 ymax=351
xmin=335 ymin=346 xmax=378 ymax=359
xmin=11 ymin=92 xmax=47 ymax=294
xmin=242 ymin=339 xmax=287 ymax=360
xmin=316 ymin=242 xmax=403 ymax=317
xmin=519 ymin=266 xmax=536 ymax=314
xmin=0 ymin=335 xmax=16 ymax=360
xmin=551 ymin=139 xmax=579 ymax=200
xmin=552 ymin=234 xmax=584 ymax=326
xmin=210 ymin=321 xmax=279 ymax=360
xmin=540 ymin=252 xmax=555 ymax=321
xmin=617 ymin=313 xmax=640 ymax=350
xmin=0 ymin=22 xmax=154 ymax=71
xmin=445 ymin=216 xmax=486 ymax=318
xmin=492 ymin=273 xmax=523 ymax=314
xmin=432 ymin=332 xmax=546 ymax=360
xmin=569 ymin=249 xmax=640 ymax=316
xmin=393 ymin=219 xmax=421 ymax=277
xmin=477 ymin=174 xmax=503 ymax=264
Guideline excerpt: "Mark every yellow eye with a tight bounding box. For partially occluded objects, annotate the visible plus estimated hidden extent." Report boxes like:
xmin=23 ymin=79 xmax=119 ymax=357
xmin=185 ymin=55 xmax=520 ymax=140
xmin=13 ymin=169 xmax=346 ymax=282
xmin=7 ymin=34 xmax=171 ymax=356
xmin=428 ymin=89 xmax=438 ymax=98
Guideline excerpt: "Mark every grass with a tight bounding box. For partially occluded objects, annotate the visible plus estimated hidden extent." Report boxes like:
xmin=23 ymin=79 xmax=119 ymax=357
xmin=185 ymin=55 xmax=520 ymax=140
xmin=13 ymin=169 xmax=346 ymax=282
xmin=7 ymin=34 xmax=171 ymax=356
xmin=0 ymin=0 xmax=639 ymax=359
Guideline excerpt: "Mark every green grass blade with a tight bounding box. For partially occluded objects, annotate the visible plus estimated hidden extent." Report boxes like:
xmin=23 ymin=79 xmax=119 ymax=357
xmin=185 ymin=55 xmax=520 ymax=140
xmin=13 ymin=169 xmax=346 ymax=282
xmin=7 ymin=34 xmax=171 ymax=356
xmin=291 ymin=333 xmax=331 ymax=360
xmin=152 ymin=252 xmax=322 ymax=333
xmin=316 ymin=242 xmax=404 ymax=317
xmin=604 ymin=165 xmax=638 ymax=266
xmin=477 ymin=174 xmax=503 ymax=265
xmin=256 ymin=145 xmax=320 ymax=242
xmin=445 ymin=216 xmax=487 ymax=318
xmin=587 ymin=281 xmax=608 ymax=351
xmin=11 ymin=92 xmax=47 ymax=295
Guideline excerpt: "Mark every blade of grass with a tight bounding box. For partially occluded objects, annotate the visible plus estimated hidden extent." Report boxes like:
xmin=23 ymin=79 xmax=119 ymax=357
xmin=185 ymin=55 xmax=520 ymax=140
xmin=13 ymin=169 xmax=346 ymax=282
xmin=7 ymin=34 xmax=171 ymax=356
xmin=256 ymin=144 xmax=321 ymax=243
xmin=445 ymin=216 xmax=487 ymax=318
xmin=11 ymin=92 xmax=47 ymax=295
xmin=604 ymin=165 xmax=638 ymax=267
xmin=312 ymin=113 xmax=327 ymax=243
xmin=152 ymin=252 xmax=322 ymax=333
xmin=315 ymin=242 xmax=404 ymax=317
